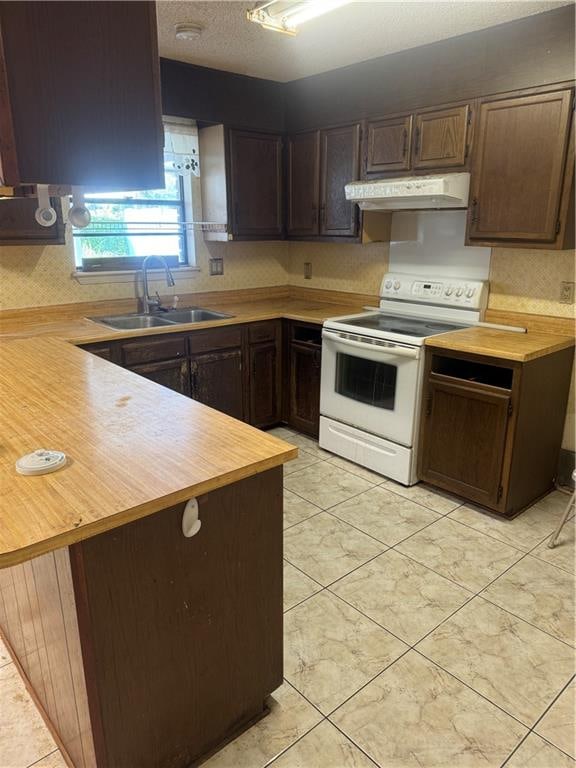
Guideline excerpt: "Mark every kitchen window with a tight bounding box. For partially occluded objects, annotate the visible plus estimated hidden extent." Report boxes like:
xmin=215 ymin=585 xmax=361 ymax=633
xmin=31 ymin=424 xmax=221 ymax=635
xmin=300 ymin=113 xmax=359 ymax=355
xmin=73 ymin=121 xmax=197 ymax=273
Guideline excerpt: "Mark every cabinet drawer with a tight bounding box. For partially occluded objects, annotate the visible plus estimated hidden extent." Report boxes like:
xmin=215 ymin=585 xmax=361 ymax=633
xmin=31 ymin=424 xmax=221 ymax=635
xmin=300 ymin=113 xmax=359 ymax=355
xmin=249 ymin=321 xmax=279 ymax=344
xmin=120 ymin=334 xmax=187 ymax=366
xmin=290 ymin=322 xmax=322 ymax=347
xmin=189 ymin=327 xmax=242 ymax=354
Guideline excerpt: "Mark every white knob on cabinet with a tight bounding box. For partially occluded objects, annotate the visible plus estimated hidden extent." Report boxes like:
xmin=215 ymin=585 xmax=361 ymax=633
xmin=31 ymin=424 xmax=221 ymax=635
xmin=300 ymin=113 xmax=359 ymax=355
xmin=182 ymin=498 xmax=202 ymax=538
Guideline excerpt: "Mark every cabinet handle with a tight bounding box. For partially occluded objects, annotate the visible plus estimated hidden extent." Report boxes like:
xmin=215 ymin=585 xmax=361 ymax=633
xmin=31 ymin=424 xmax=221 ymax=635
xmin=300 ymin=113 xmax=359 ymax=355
xmin=312 ymin=205 xmax=318 ymax=227
xmin=402 ymin=128 xmax=408 ymax=157
xmin=319 ymin=204 xmax=326 ymax=228
xmin=470 ymin=197 xmax=479 ymax=225
xmin=425 ymin=392 xmax=433 ymax=416
xmin=414 ymin=127 xmax=421 ymax=156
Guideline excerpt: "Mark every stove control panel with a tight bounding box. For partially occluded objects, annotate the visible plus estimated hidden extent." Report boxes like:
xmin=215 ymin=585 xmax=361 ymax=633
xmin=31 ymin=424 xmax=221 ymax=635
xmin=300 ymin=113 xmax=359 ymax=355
xmin=380 ymin=273 xmax=488 ymax=310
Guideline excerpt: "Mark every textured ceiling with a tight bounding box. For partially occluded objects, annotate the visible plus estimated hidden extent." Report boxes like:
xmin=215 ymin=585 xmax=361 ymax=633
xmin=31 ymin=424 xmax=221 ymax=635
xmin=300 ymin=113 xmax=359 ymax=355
xmin=157 ymin=1 xmax=572 ymax=82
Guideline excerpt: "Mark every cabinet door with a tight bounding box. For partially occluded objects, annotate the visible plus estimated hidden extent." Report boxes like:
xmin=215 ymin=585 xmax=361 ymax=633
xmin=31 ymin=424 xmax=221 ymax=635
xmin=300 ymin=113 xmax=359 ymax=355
xmin=0 ymin=2 xmax=163 ymax=189
xmin=228 ymin=130 xmax=283 ymax=238
xmin=419 ymin=378 xmax=511 ymax=509
xmin=412 ymin=105 xmax=469 ymax=170
xmin=366 ymin=115 xmax=412 ymax=174
xmin=288 ymin=343 xmax=321 ymax=437
xmin=130 ymin=359 xmax=190 ymax=397
xmin=319 ymin=124 xmax=361 ymax=237
xmin=249 ymin=342 xmax=281 ymax=428
xmin=191 ymin=348 xmax=244 ymax=420
xmin=286 ymin=131 xmax=320 ymax=236
xmin=467 ymin=90 xmax=573 ymax=244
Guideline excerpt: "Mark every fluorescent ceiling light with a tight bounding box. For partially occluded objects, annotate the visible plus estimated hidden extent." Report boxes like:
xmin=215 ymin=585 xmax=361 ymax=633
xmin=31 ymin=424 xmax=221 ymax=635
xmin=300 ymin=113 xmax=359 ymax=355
xmin=247 ymin=0 xmax=351 ymax=35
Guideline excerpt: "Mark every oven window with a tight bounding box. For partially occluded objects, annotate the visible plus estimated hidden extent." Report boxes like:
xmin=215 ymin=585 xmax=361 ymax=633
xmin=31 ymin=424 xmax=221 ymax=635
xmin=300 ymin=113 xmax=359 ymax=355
xmin=335 ymin=353 xmax=397 ymax=409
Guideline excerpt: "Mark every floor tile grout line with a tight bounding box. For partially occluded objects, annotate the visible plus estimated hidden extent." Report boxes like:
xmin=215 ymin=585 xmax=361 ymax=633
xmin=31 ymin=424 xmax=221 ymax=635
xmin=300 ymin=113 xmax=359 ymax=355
xmin=446 ymin=506 xmax=576 ymax=556
xmin=325 ymin=719 xmax=382 ymax=767
xmin=282 ymin=508 xmax=325 ymax=532
xmin=411 ymin=646 xmax=535 ymax=731
xmin=499 ymin=731 xmax=534 ymax=768
xmin=26 ymin=749 xmax=60 ymax=768
xmin=529 ymin=673 xmax=576 ymax=735
xmin=478 ymin=592 xmax=575 ymax=649
xmin=282 ymin=558 xmax=327 ymax=591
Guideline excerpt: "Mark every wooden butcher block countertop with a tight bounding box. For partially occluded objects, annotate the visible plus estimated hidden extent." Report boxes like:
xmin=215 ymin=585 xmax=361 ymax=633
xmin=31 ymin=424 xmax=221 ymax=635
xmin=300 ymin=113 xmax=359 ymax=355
xmin=425 ymin=325 xmax=575 ymax=362
xmin=0 ymin=337 xmax=297 ymax=568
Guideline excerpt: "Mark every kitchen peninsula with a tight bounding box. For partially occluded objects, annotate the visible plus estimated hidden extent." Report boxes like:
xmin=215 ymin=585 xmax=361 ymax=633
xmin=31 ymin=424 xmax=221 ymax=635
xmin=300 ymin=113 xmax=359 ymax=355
xmin=0 ymin=336 xmax=296 ymax=768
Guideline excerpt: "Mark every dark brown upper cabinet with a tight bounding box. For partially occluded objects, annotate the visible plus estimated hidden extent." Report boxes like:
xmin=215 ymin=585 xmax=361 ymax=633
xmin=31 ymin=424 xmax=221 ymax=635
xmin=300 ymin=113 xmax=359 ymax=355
xmin=466 ymin=88 xmax=574 ymax=249
xmin=286 ymin=131 xmax=321 ymax=237
xmin=365 ymin=103 xmax=471 ymax=178
xmin=365 ymin=115 xmax=412 ymax=174
xmin=0 ymin=197 xmax=65 ymax=246
xmin=319 ymin=123 xmax=361 ymax=237
xmin=0 ymin=1 xmax=163 ymax=191
xmin=228 ymin=130 xmax=283 ymax=239
xmin=412 ymin=105 xmax=469 ymax=170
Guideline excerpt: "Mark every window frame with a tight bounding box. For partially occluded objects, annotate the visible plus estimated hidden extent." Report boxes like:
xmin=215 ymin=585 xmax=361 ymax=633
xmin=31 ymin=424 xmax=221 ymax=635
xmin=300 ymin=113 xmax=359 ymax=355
xmin=72 ymin=173 xmax=193 ymax=273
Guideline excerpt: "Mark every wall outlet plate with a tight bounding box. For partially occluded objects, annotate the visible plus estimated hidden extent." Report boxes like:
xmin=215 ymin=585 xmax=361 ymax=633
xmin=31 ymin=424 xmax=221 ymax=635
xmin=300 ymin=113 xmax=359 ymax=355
xmin=209 ymin=257 xmax=224 ymax=276
xmin=560 ymin=281 xmax=575 ymax=304
xmin=304 ymin=262 xmax=312 ymax=280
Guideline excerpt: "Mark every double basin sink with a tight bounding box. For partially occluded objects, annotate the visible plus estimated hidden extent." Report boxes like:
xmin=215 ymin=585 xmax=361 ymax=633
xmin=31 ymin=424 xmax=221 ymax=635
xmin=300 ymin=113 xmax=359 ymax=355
xmin=88 ymin=308 xmax=234 ymax=331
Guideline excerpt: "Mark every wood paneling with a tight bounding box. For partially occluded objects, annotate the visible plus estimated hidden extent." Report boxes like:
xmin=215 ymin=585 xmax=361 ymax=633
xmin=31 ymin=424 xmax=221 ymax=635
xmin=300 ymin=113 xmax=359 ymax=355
xmin=467 ymin=89 xmax=573 ymax=245
xmin=70 ymin=469 xmax=283 ymax=767
xmin=283 ymin=6 xmax=575 ymax=131
xmin=160 ymin=58 xmax=286 ymax=133
xmin=0 ymin=2 xmax=163 ymax=189
xmin=0 ymin=550 xmax=96 ymax=768
xmin=319 ymin=124 xmax=361 ymax=237
xmin=412 ymin=105 xmax=469 ymax=169
xmin=228 ymin=129 xmax=284 ymax=238
xmin=366 ymin=115 xmax=412 ymax=174
xmin=286 ymin=131 xmax=320 ymax=236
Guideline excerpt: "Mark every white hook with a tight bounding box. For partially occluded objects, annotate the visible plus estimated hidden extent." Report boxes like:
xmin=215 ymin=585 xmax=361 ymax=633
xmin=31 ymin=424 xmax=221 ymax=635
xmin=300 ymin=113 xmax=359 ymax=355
xmin=182 ymin=498 xmax=201 ymax=538
xmin=34 ymin=185 xmax=57 ymax=227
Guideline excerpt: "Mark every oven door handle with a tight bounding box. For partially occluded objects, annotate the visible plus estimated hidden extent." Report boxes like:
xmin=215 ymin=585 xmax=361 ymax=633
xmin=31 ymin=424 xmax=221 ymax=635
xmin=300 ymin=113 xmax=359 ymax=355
xmin=322 ymin=330 xmax=420 ymax=359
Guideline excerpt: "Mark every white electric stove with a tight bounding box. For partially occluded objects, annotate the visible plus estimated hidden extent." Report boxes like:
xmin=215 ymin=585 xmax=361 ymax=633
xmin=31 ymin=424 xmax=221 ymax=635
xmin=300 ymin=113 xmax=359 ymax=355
xmin=319 ymin=272 xmax=488 ymax=485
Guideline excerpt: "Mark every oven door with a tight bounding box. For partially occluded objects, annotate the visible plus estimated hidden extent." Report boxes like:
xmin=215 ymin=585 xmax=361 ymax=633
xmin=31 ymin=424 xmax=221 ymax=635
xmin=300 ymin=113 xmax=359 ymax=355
xmin=320 ymin=329 xmax=422 ymax=447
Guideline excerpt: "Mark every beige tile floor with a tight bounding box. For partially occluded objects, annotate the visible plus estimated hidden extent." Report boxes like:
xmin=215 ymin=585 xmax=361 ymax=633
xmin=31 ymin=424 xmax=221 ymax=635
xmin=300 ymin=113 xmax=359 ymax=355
xmin=1 ymin=426 xmax=574 ymax=767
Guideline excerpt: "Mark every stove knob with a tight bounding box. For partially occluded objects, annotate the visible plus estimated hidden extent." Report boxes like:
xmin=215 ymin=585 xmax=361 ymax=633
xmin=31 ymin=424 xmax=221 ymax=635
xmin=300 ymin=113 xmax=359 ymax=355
xmin=445 ymin=286 xmax=454 ymax=296
xmin=393 ymin=280 xmax=401 ymax=291
xmin=384 ymin=279 xmax=393 ymax=289
xmin=466 ymin=287 xmax=475 ymax=298
xmin=455 ymin=287 xmax=464 ymax=297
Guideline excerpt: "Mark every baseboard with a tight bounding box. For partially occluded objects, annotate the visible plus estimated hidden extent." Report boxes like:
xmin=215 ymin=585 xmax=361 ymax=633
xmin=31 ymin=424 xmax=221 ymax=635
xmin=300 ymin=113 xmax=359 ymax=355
xmin=557 ymin=448 xmax=576 ymax=488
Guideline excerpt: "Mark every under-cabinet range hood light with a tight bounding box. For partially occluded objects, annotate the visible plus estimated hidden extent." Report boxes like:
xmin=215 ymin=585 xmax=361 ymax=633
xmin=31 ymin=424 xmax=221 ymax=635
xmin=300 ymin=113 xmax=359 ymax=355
xmin=345 ymin=173 xmax=471 ymax=211
xmin=247 ymin=0 xmax=351 ymax=35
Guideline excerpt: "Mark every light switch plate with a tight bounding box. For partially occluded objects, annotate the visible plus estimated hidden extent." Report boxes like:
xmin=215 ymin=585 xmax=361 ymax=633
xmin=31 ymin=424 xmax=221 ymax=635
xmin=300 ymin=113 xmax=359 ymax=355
xmin=209 ymin=258 xmax=224 ymax=276
xmin=560 ymin=281 xmax=575 ymax=304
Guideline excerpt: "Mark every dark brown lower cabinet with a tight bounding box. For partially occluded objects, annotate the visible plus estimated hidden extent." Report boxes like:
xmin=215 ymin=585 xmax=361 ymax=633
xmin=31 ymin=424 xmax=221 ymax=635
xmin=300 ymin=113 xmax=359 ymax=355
xmin=418 ymin=346 xmax=574 ymax=516
xmin=130 ymin=358 xmax=190 ymax=396
xmin=0 ymin=468 xmax=283 ymax=768
xmin=285 ymin=322 xmax=322 ymax=437
xmin=249 ymin=343 xmax=281 ymax=427
xmin=191 ymin=348 xmax=244 ymax=420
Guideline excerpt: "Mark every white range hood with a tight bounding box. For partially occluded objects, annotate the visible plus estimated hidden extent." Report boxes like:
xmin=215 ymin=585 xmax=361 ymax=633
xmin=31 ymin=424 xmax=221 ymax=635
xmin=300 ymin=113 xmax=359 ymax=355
xmin=345 ymin=172 xmax=470 ymax=211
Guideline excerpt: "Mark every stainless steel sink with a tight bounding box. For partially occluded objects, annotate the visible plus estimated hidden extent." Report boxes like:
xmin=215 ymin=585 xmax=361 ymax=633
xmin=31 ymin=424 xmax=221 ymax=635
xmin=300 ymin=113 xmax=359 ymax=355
xmin=163 ymin=308 xmax=233 ymax=323
xmin=87 ymin=314 xmax=176 ymax=330
xmin=87 ymin=308 xmax=234 ymax=330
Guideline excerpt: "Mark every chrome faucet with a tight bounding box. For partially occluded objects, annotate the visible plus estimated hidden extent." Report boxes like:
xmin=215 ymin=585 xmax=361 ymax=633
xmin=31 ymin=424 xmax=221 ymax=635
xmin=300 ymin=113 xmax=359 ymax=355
xmin=141 ymin=255 xmax=175 ymax=314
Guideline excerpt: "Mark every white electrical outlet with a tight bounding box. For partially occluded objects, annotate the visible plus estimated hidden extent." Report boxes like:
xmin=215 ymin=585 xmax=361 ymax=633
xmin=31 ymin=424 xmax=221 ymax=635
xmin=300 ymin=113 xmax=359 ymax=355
xmin=560 ymin=281 xmax=575 ymax=304
xmin=304 ymin=262 xmax=312 ymax=279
